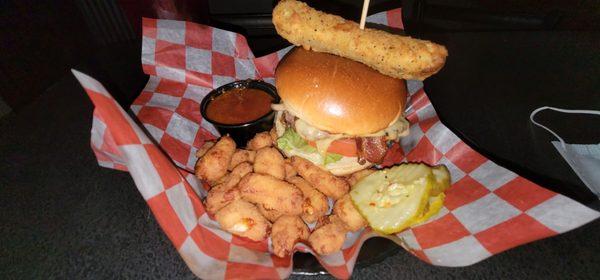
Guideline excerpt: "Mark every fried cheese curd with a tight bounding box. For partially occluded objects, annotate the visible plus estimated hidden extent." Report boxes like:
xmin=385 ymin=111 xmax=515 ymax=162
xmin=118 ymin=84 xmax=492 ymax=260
xmin=333 ymin=194 xmax=367 ymax=232
xmin=258 ymin=204 xmax=284 ymax=223
xmin=291 ymin=156 xmax=349 ymax=200
xmin=254 ymin=147 xmax=286 ymax=180
xmin=205 ymin=162 xmax=252 ymax=214
xmin=194 ymin=133 xmax=372 ymax=252
xmin=238 ymin=173 xmax=304 ymax=216
xmin=308 ymin=215 xmax=348 ymax=255
xmin=287 ymin=176 xmax=328 ymax=224
xmin=272 ymin=0 xmax=448 ymax=81
xmin=195 ymin=136 xmax=236 ymax=183
xmin=271 ymin=215 xmax=310 ymax=257
xmin=246 ymin=131 xmax=273 ymax=150
xmin=215 ymin=199 xmax=271 ymax=241
xmin=229 ymin=149 xmax=256 ymax=170
xmin=346 ymin=169 xmax=376 ymax=187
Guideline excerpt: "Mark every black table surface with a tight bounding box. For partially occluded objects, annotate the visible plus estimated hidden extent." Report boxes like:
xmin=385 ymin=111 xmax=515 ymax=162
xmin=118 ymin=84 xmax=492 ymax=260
xmin=1 ymin=31 xmax=599 ymax=279
xmin=421 ymin=31 xmax=600 ymax=206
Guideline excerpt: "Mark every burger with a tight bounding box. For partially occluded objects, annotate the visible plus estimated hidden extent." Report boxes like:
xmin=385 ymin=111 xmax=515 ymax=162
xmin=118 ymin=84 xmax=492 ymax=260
xmin=271 ymin=47 xmax=409 ymax=176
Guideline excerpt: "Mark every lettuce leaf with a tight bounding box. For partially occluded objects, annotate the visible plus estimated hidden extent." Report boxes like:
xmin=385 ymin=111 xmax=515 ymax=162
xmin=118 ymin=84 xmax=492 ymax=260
xmin=277 ymin=128 xmax=343 ymax=165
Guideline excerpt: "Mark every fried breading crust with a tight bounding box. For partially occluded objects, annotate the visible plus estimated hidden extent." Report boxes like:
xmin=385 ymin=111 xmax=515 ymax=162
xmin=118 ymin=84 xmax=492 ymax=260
xmin=291 ymin=156 xmax=349 ymax=200
xmin=215 ymin=200 xmax=271 ymax=241
xmin=247 ymin=132 xmax=273 ymax=150
xmin=346 ymin=169 xmax=376 ymax=187
xmin=254 ymin=147 xmax=286 ymax=180
xmin=238 ymin=173 xmax=304 ymax=215
xmin=205 ymin=162 xmax=253 ymax=214
xmin=229 ymin=149 xmax=256 ymax=170
xmin=272 ymin=0 xmax=447 ymax=80
xmin=284 ymin=159 xmax=297 ymax=179
xmin=308 ymin=215 xmax=347 ymax=255
xmin=271 ymin=215 xmax=310 ymax=257
xmin=205 ymin=183 xmax=240 ymax=215
xmin=333 ymin=194 xmax=367 ymax=232
xmin=195 ymin=136 xmax=236 ymax=183
xmin=258 ymin=204 xmax=284 ymax=223
xmin=287 ymin=176 xmax=328 ymax=224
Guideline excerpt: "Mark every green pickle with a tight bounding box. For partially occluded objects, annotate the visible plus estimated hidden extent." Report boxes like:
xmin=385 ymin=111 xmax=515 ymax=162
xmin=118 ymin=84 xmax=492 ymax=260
xmin=431 ymin=165 xmax=451 ymax=196
xmin=410 ymin=192 xmax=446 ymax=226
xmin=350 ymin=163 xmax=434 ymax=234
xmin=350 ymin=163 xmax=451 ymax=234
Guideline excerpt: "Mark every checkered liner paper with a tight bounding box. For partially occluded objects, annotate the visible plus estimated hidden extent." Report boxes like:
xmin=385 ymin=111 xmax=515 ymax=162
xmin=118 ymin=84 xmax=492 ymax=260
xmin=72 ymin=9 xmax=599 ymax=279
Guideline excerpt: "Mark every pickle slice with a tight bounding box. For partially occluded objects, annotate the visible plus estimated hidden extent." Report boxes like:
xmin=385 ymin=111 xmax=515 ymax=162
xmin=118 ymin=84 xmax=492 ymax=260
xmin=350 ymin=163 xmax=434 ymax=234
xmin=431 ymin=165 xmax=451 ymax=196
xmin=409 ymin=192 xmax=445 ymax=226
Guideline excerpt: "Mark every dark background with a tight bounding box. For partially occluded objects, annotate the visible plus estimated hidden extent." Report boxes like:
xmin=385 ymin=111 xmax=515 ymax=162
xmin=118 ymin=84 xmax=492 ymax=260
xmin=1 ymin=0 xmax=599 ymax=114
xmin=1 ymin=0 xmax=599 ymax=279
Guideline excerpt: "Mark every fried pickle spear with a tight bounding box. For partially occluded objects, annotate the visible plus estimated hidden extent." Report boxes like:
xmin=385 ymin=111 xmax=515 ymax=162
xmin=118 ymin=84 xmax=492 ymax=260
xmin=333 ymin=194 xmax=367 ymax=232
xmin=308 ymin=215 xmax=347 ymax=255
xmin=238 ymin=173 xmax=304 ymax=215
xmin=287 ymin=176 xmax=328 ymax=224
xmin=229 ymin=149 xmax=256 ymax=170
xmin=247 ymin=132 xmax=273 ymax=150
xmin=271 ymin=215 xmax=310 ymax=257
xmin=254 ymin=147 xmax=286 ymax=180
xmin=291 ymin=156 xmax=349 ymax=200
xmin=272 ymin=0 xmax=448 ymax=80
xmin=215 ymin=199 xmax=271 ymax=241
xmin=195 ymin=136 xmax=236 ymax=183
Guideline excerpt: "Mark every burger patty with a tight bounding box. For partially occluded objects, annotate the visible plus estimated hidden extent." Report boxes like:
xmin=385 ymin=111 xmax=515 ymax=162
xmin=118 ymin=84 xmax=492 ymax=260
xmin=356 ymin=137 xmax=387 ymax=164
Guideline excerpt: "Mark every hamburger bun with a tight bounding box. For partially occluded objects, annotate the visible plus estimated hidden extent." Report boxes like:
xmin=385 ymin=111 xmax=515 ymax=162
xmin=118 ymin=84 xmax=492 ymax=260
xmin=275 ymin=47 xmax=408 ymax=135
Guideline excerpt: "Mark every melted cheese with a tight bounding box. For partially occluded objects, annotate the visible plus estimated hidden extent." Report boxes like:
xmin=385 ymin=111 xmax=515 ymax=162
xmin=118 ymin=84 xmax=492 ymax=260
xmin=273 ymin=102 xmax=410 ymax=154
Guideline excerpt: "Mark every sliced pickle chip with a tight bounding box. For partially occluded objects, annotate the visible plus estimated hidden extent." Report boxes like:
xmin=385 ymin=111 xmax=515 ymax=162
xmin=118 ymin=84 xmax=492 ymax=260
xmin=431 ymin=165 xmax=451 ymax=196
xmin=350 ymin=163 xmax=433 ymax=234
xmin=409 ymin=192 xmax=446 ymax=226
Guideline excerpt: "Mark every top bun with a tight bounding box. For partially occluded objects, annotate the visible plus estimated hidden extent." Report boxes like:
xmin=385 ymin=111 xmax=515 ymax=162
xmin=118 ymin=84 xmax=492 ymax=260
xmin=275 ymin=47 xmax=407 ymax=135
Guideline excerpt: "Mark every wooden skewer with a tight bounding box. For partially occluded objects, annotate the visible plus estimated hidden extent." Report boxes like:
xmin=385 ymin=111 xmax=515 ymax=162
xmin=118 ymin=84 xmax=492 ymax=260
xmin=359 ymin=0 xmax=371 ymax=30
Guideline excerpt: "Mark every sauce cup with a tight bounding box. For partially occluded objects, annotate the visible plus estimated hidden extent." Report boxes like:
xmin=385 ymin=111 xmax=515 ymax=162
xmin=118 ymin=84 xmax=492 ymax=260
xmin=200 ymin=79 xmax=280 ymax=147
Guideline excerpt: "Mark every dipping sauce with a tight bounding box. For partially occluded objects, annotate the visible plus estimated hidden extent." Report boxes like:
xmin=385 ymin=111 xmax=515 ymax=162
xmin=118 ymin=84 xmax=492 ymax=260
xmin=206 ymin=87 xmax=274 ymax=125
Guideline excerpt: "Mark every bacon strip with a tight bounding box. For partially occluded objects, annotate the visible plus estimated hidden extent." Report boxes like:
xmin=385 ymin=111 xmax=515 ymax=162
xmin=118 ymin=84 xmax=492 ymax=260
xmin=356 ymin=137 xmax=387 ymax=164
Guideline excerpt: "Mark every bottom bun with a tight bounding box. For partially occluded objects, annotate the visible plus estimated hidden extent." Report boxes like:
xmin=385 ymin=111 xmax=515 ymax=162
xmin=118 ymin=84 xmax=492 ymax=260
xmin=279 ymin=146 xmax=372 ymax=176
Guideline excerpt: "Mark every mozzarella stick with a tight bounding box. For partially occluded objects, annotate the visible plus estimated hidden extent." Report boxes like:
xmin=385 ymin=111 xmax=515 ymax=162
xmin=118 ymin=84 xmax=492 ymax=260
xmin=291 ymin=156 xmax=349 ymax=200
xmin=272 ymin=0 xmax=447 ymax=80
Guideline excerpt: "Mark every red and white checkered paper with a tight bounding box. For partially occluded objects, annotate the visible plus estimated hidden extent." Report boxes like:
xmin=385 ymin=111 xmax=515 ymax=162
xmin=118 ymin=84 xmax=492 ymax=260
xmin=73 ymin=9 xmax=599 ymax=279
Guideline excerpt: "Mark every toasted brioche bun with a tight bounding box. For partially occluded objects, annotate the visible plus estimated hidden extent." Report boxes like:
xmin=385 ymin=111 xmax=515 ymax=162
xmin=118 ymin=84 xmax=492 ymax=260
xmin=275 ymin=47 xmax=408 ymax=135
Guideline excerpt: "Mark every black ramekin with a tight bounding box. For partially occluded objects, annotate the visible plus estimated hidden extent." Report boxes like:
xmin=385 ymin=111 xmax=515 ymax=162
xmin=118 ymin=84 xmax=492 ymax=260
xmin=200 ymin=79 xmax=280 ymax=147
